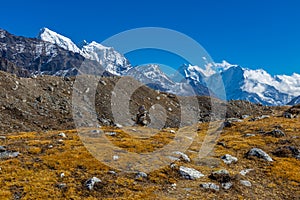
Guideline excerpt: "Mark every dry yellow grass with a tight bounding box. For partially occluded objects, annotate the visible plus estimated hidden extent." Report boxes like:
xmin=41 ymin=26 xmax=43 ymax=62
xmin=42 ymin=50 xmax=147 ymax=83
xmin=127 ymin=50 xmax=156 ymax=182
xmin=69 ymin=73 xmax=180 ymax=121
xmin=0 ymin=116 xmax=299 ymax=199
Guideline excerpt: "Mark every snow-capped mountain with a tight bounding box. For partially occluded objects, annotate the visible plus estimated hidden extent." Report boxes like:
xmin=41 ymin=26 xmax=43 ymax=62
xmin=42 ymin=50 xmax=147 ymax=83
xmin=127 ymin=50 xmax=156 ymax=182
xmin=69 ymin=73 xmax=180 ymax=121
xmin=124 ymin=64 xmax=211 ymax=96
xmin=1 ymin=27 xmax=300 ymax=106
xmin=186 ymin=61 xmax=300 ymax=105
xmin=0 ymin=28 xmax=88 ymax=77
xmin=38 ymin=28 xmax=82 ymax=54
xmin=38 ymin=28 xmax=130 ymax=75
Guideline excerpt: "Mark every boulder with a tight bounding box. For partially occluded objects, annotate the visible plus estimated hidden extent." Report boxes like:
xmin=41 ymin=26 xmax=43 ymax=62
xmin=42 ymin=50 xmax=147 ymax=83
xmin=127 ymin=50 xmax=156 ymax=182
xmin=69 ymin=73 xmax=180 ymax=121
xmin=0 ymin=151 xmax=20 ymax=159
xmin=85 ymin=177 xmax=101 ymax=190
xmin=179 ymin=166 xmax=204 ymax=180
xmin=135 ymin=172 xmax=148 ymax=179
xmin=173 ymin=151 xmax=191 ymax=162
xmin=239 ymin=169 xmax=254 ymax=176
xmin=221 ymin=154 xmax=238 ymax=164
xmin=265 ymin=129 xmax=285 ymax=138
xmin=246 ymin=148 xmax=273 ymax=162
xmin=200 ymin=183 xmax=219 ymax=191
xmin=240 ymin=180 xmax=252 ymax=187
xmin=221 ymin=182 xmax=233 ymax=190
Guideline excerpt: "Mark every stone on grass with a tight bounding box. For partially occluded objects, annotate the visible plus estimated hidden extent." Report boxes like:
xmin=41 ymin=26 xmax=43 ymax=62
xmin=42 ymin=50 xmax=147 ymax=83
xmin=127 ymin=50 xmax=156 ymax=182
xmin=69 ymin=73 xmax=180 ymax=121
xmin=0 ymin=151 xmax=19 ymax=159
xmin=58 ymin=132 xmax=66 ymax=138
xmin=85 ymin=177 xmax=101 ymax=190
xmin=173 ymin=151 xmax=191 ymax=162
xmin=246 ymin=148 xmax=273 ymax=162
xmin=265 ymin=129 xmax=285 ymax=138
xmin=240 ymin=180 xmax=252 ymax=187
xmin=222 ymin=182 xmax=233 ymax=190
xmin=135 ymin=172 xmax=147 ymax=179
xmin=221 ymin=154 xmax=238 ymax=164
xmin=240 ymin=169 xmax=254 ymax=176
xmin=200 ymin=183 xmax=220 ymax=191
xmin=179 ymin=166 xmax=204 ymax=180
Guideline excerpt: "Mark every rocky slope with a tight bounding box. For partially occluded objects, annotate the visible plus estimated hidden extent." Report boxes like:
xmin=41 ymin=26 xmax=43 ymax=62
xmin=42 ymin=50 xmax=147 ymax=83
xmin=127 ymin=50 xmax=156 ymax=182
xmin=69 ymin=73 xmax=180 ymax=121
xmin=288 ymin=95 xmax=300 ymax=105
xmin=0 ymin=70 xmax=273 ymax=134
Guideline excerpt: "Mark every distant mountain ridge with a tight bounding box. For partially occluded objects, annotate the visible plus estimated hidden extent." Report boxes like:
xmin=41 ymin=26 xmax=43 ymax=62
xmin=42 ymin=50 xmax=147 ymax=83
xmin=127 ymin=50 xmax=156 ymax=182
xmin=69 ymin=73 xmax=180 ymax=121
xmin=1 ymin=28 xmax=300 ymax=105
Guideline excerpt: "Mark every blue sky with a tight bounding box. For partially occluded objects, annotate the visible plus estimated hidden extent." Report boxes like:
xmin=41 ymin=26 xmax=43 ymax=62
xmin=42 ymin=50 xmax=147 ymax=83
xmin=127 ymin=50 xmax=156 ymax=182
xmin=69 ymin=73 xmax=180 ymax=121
xmin=1 ymin=0 xmax=300 ymax=75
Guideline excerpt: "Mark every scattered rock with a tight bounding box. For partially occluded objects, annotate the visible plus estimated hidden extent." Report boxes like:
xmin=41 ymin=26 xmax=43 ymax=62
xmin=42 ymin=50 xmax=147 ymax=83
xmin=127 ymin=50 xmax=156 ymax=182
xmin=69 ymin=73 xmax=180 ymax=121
xmin=223 ymin=121 xmax=232 ymax=128
xmin=283 ymin=112 xmax=294 ymax=119
xmin=179 ymin=166 xmax=204 ymax=180
xmin=135 ymin=172 xmax=147 ymax=179
xmin=221 ymin=154 xmax=238 ymax=164
xmin=227 ymin=118 xmax=243 ymax=122
xmin=169 ymin=130 xmax=176 ymax=134
xmin=240 ymin=169 xmax=254 ymax=176
xmin=241 ymin=115 xmax=250 ymax=119
xmin=222 ymin=182 xmax=233 ymax=190
xmin=56 ymin=183 xmax=67 ymax=190
xmin=173 ymin=151 xmax=191 ymax=162
xmin=0 ymin=136 xmax=6 ymax=140
xmin=58 ymin=132 xmax=66 ymax=138
xmin=0 ymin=146 xmax=6 ymax=152
xmin=106 ymin=132 xmax=117 ymax=136
xmin=244 ymin=133 xmax=256 ymax=137
xmin=0 ymin=151 xmax=20 ymax=159
xmin=265 ymin=129 xmax=285 ymax=138
xmin=100 ymin=80 xmax=107 ymax=86
xmin=136 ymin=105 xmax=150 ymax=126
xmin=217 ymin=142 xmax=226 ymax=147
xmin=113 ymin=155 xmax=119 ymax=161
xmin=85 ymin=177 xmax=101 ymax=190
xmin=108 ymin=171 xmax=117 ymax=175
xmin=240 ymin=180 xmax=252 ymax=187
xmin=200 ymin=183 xmax=220 ymax=191
xmin=114 ymin=123 xmax=123 ymax=128
xmin=60 ymin=172 xmax=65 ymax=178
xmin=246 ymin=148 xmax=273 ymax=162
xmin=249 ymin=115 xmax=270 ymax=121
xmin=209 ymin=169 xmax=231 ymax=183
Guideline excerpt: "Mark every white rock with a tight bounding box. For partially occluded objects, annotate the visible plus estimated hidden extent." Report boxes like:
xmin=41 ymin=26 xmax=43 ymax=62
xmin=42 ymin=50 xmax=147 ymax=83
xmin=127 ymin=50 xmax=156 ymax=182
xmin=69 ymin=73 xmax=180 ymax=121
xmin=179 ymin=166 xmax=204 ymax=180
xmin=222 ymin=182 xmax=233 ymax=190
xmin=173 ymin=151 xmax=191 ymax=162
xmin=240 ymin=169 xmax=254 ymax=176
xmin=221 ymin=154 xmax=238 ymax=164
xmin=85 ymin=177 xmax=101 ymax=190
xmin=58 ymin=132 xmax=66 ymax=138
xmin=246 ymin=148 xmax=273 ymax=162
xmin=136 ymin=172 xmax=147 ymax=179
xmin=200 ymin=183 xmax=219 ymax=191
xmin=113 ymin=155 xmax=119 ymax=161
xmin=240 ymin=180 xmax=252 ymax=187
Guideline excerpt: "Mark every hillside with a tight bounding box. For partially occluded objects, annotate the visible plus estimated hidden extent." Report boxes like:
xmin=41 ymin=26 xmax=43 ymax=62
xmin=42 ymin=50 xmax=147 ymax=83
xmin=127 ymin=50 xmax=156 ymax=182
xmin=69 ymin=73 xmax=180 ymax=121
xmin=0 ymin=114 xmax=299 ymax=199
xmin=0 ymin=70 xmax=273 ymax=133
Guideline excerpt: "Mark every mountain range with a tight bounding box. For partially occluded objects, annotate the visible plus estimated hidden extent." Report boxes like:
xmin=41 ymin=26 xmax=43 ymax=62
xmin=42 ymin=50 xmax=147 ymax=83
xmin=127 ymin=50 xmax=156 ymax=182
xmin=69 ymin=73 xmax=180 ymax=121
xmin=0 ymin=27 xmax=299 ymax=106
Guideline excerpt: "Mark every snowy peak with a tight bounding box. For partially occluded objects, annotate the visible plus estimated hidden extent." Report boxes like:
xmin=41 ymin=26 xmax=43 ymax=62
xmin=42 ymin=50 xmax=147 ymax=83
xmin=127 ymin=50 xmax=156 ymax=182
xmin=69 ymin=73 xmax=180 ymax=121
xmin=37 ymin=28 xmax=82 ymax=54
xmin=37 ymin=28 xmax=131 ymax=75
xmin=81 ymin=41 xmax=131 ymax=75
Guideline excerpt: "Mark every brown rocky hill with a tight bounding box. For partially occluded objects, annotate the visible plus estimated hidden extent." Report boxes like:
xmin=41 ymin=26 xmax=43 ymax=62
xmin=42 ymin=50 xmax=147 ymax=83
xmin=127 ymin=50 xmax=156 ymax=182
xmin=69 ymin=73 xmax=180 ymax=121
xmin=0 ymin=70 xmax=274 ymax=134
